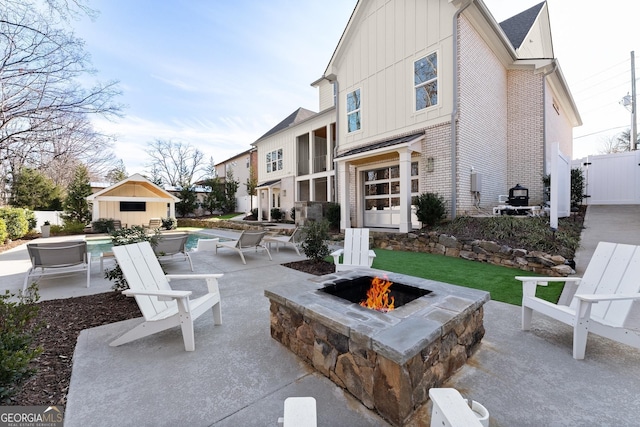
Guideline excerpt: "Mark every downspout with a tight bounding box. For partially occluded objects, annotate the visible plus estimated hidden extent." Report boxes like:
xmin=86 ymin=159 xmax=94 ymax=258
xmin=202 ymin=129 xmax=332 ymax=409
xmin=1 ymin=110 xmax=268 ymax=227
xmin=324 ymin=74 xmax=339 ymax=203
xmin=450 ymin=0 xmax=475 ymax=220
xmin=541 ymin=60 xmax=558 ymax=178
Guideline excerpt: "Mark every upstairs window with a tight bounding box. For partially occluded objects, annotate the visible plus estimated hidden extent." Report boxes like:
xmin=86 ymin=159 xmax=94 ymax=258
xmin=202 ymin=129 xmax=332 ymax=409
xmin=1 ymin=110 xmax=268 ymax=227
xmin=347 ymin=89 xmax=361 ymax=132
xmin=414 ymin=52 xmax=438 ymax=110
xmin=266 ymin=149 xmax=283 ymax=173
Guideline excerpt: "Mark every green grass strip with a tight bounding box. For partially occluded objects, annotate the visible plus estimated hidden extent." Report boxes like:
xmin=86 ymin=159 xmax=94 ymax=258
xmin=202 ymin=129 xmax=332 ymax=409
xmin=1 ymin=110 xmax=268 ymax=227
xmin=370 ymin=249 xmax=564 ymax=306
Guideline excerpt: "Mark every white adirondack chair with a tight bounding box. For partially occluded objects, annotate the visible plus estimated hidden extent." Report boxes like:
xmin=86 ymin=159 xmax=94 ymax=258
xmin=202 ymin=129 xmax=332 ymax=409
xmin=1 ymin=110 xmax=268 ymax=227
xmin=429 ymin=388 xmax=487 ymax=427
xmin=277 ymin=397 xmax=317 ymax=427
xmin=111 ymin=241 xmax=223 ymax=351
xmin=331 ymin=228 xmax=376 ymax=271
xmin=515 ymin=241 xmax=640 ymax=359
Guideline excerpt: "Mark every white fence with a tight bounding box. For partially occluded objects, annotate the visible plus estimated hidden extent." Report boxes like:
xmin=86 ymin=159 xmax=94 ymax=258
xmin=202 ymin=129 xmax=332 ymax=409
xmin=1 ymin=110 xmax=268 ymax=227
xmin=572 ymin=151 xmax=640 ymax=205
xmin=33 ymin=211 xmax=64 ymax=232
xmin=550 ymin=143 xmax=571 ymax=229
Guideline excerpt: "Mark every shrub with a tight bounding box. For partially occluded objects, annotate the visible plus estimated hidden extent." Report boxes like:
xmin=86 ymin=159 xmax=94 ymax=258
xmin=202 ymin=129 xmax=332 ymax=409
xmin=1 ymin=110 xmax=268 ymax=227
xmin=290 ymin=207 xmax=296 ymax=221
xmin=251 ymin=208 xmax=259 ymax=219
xmin=161 ymin=217 xmax=177 ymax=230
xmin=50 ymin=225 xmax=64 ymax=235
xmin=105 ymin=226 xmax=160 ymax=291
xmin=92 ymin=218 xmax=116 ymax=233
xmin=23 ymin=210 xmax=36 ymax=231
xmin=414 ymin=192 xmax=447 ymax=228
xmin=326 ymin=203 xmax=340 ymax=229
xmin=270 ymin=208 xmax=283 ymax=221
xmin=300 ymin=220 xmax=330 ymax=263
xmin=62 ymin=220 xmax=86 ymax=234
xmin=0 ymin=220 xmax=6 ymax=244
xmin=0 ymin=284 xmax=43 ymax=403
xmin=0 ymin=207 xmax=29 ymax=240
xmin=571 ymin=167 xmax=585 ymax=208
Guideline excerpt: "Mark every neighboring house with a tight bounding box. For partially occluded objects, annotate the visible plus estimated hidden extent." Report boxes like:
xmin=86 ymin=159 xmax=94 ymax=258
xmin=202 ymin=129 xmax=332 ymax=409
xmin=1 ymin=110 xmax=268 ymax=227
xmin=253 ymin=107 xmax=335 ymax=221
xmin=86 ymin=173 xmax=179 ymax=226
xmin=252 ymin=0 xmax=581 ymax=231
xmin=214 ymin=148 xmax=258 ymax=214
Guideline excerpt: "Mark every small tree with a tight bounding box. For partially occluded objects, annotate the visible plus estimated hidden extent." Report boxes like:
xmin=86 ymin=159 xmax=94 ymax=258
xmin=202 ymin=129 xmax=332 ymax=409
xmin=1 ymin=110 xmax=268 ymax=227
xmin=570 ymin=168 xmax=585 ymax=208
xmin=300 ymin=220 xmax=330 ymax=263
xmin=245 ymin=166 xmax=258 ymax=211
xmin=176 ymin=186 xmax=198 ymax=217
xmin=414 ymin=192 xmax=446 ymax=228
xmin=10 ymin=168 xmax=63 ymax=210
xmin=62 ymin=165 xmax=92 ymax=224
xmin=201 ymin=177 xmax=223 ymax=214
xmin=223 ymin=170 xmax=239 ymax=213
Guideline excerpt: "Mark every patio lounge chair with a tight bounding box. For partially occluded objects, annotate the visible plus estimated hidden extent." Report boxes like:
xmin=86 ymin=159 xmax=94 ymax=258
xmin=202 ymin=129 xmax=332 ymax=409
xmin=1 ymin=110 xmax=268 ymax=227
xmin=111 ymin=241 xmax=223 ymax=351
xmin=515 ymin=241 xmax=640 ymax=359
xmin=215 ymin=230 xmax=272 ymax=264
xmin=153 ymin=233 xmax=193 ymax=271
xmin=330 ymin=228 xmax=376 ymax=271
xmin=24 ymin=241 xmax=91 ymax=290
xmin=263 ymin=227 xmax=304 ymax=256
xmin=145 ymin=218 xmax=162 ymax=229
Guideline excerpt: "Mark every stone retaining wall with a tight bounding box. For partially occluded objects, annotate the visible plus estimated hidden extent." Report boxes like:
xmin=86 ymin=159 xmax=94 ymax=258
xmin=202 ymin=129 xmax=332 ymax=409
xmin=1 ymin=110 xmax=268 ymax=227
xmin=371 ymin=231 xmax=574 ymax=277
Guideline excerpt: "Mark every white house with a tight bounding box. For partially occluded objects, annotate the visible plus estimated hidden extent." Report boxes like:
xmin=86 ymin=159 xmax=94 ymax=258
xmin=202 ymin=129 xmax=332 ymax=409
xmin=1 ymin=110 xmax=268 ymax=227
xmin=252 ymin=0 xmax=581 ymax=231
xmin=214 ymin=149 xmax=258 ymax=215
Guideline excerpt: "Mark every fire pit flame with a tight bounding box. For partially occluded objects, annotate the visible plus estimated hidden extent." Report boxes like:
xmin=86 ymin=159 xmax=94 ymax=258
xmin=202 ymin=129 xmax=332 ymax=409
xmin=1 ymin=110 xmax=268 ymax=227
xmin=360 ymin=276 xmax=395 ymax=312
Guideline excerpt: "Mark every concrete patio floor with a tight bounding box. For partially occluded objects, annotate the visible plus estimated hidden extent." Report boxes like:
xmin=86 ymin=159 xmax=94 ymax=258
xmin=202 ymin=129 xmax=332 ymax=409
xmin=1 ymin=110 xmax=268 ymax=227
xmin=1 ymin=217 xmax=639 ymax=426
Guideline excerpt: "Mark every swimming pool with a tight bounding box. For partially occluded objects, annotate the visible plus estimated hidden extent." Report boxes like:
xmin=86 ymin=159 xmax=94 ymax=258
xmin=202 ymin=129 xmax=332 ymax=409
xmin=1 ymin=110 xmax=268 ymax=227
xmin=87 ymin=232 xmax=227 ymax=255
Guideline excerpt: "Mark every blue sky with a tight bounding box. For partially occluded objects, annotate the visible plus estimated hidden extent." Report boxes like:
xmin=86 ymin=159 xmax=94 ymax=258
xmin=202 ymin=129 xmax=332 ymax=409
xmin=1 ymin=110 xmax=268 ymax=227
xmin=75 ymin=0 xmax=640 ymax=175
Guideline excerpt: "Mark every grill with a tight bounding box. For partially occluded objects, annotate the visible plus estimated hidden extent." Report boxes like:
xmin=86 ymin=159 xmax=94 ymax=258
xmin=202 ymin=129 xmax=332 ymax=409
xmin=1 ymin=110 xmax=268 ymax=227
xmin=507 ymin=183 xmax=529 ymax=207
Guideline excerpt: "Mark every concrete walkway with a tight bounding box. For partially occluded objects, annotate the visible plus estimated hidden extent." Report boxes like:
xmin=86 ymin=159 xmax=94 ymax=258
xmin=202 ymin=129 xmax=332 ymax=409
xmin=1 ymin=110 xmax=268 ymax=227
xmin=2 ymin=213 xmax=640 ymax=426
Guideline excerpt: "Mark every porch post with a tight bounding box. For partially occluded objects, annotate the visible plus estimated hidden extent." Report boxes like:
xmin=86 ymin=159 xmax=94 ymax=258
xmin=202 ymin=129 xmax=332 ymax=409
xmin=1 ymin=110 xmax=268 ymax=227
xmin=169 ymin=202 xmax=176 ymax=218
xmin=267 ymin=187 xmax=273 ymax=221
xmin=257 ymin=189 xmax=263 ymax=221
xmin=398 ymin=149 xmax=412 ymax=233
xmin=92 ymin=200 xmax=100 ymax=221
xmin=337 ymin=160 xmax=350 ymax=230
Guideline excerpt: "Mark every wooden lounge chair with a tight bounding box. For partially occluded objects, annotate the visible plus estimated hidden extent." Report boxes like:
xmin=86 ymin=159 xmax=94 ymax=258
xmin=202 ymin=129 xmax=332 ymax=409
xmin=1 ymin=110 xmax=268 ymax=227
xmin=215 ymin=230 xmax=272 ymax=264
xmin=515 ymin=241 xmax=640 ymax=359
xmin=153 ymin=233 xmax=193 ymax=271
xmin=145 ymin=218 xmax=163 ymax=229
xmin=24 ymin=241 xmax=91 ymax=290
xmin=330 ymin=228 xmax=376 ymax=271
xmin=111 ymin=241 xmax=223 ymax=351
xmin=263 ymin=227 xmax=304 ymax=256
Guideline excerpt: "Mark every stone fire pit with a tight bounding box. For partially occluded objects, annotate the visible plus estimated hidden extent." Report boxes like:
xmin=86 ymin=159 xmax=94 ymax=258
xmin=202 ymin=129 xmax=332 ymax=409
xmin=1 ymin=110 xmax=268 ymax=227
xmin=265 ymin=269 xmax=490 ymax=426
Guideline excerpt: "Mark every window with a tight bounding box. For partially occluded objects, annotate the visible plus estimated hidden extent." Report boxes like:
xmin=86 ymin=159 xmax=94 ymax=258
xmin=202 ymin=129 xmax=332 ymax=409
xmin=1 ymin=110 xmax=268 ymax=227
xmin=347 ymin=89 xmax=361 ymax=132
xmin=120 ymin=201 xmax=146 ymax=212
xmin=266 ymin=149 xmax=283 ymax=173
xmin=414 ymin=52 xmax=438 ymax=110
xmin=364 ymin=162 xmax=419 ymax=211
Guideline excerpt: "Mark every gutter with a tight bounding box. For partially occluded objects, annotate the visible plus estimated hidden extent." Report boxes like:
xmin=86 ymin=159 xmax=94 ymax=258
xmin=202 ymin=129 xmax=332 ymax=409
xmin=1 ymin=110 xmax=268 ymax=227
xmin=450 ymin=0 xmax=475 ymax=219
xmin=542 ymin=60 xmax=558 ymax=177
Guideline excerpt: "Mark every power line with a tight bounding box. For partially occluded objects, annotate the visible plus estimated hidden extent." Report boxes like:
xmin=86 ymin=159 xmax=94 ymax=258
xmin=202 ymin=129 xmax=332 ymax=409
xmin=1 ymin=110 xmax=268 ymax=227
xmin=574 ymin=125 xmax=629 ymax=139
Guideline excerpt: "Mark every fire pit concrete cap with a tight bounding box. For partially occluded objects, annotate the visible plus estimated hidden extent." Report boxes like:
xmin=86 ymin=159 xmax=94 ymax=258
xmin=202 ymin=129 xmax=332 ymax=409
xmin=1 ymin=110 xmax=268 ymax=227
xmin=265 ymin=269 xmax=490 ymax=365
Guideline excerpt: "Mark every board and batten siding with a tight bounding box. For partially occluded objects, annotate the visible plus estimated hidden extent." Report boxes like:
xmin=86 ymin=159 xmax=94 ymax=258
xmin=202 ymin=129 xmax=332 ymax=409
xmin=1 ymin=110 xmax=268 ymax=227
xmin=332 ymin=0 xmax=456 ymax=154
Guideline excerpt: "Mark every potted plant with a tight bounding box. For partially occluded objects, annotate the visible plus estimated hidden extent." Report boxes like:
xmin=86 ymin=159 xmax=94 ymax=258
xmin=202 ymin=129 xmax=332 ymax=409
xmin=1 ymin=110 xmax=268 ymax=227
xmin=41 ymin=221 xmax=51 ymax=238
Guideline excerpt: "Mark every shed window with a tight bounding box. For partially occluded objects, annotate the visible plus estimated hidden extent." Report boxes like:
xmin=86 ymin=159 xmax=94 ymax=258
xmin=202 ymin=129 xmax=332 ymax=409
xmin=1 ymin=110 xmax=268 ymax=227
xmin=120 ymin=201 xmax=146 ymax=212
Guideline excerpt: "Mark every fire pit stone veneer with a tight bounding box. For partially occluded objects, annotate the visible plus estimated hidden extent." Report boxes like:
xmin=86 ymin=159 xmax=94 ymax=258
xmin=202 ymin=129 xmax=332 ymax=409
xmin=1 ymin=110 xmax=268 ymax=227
xmin=264 ymin=269 xmax=490 ymax=426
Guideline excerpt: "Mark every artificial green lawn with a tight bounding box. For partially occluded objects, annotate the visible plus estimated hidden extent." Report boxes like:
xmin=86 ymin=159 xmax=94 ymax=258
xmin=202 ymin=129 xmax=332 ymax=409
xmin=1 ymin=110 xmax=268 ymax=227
xmin=369 ymin=249 xmax=564 ymax=306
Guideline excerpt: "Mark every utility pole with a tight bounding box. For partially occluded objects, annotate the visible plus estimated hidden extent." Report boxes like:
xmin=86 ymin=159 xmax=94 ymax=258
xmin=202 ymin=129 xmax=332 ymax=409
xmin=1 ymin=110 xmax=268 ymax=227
xmin=632 ymin=51 xmax=637 ymax=150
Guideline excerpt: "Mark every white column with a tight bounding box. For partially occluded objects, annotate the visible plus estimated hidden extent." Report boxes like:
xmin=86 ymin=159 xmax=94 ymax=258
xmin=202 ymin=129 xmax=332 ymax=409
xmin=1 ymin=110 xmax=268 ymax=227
xmin=309 ymin=178 xmax=316 ymax=201
xmin=326 ymin=125 xmax=332 ymax=172
xmin=326 ymin=177 xmax=332 ymax=203
xmin=257 ymin=189 xmax=263 ymax=221
xmin=267 ymin=187 xmax=273 ymax=221
xmin=169 ymin=202 xmax=176 ymax=218
xmin=92 ymin=201 xmax=100 ymax=221
xmin=308 ymin=131 xmax=314 ymax=174
xmin=398 ymin=149 xmax=412 ymax=233
xmin=338 ymin=160 xmax=350 ymax=230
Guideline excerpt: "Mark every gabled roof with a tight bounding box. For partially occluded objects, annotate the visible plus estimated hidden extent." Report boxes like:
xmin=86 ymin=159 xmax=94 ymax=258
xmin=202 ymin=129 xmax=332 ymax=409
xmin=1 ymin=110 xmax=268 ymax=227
xmin=87 ymin=173 xmax=179 ymax=201
xmin=254 ymin=107 xmax=317 ymax=143
xmin=499 ymin=2 xmax=545 ymax=51
xmin=336 ymin=132 xmax=425 ymax=159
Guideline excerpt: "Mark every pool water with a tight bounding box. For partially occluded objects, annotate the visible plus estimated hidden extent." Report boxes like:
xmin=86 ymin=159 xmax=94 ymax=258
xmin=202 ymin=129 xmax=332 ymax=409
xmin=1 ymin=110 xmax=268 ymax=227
xmin=87 ymin=233 xmax=226 ymax=256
